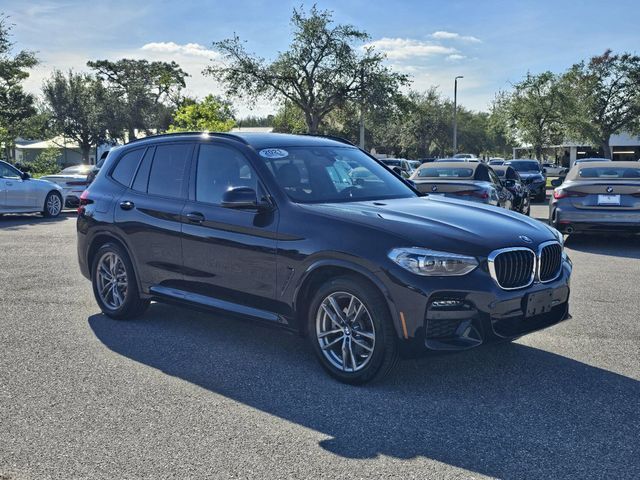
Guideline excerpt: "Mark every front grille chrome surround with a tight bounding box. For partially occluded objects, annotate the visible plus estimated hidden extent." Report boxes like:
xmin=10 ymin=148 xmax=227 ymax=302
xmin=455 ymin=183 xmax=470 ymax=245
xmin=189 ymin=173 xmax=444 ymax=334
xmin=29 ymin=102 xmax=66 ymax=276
xmin=488 ymin=247 xmax=536 ymax=290
xmin=488 ymin=241 xmax=564 ymax=290
xmin=537 ymin=241 xmax=563 ymax=283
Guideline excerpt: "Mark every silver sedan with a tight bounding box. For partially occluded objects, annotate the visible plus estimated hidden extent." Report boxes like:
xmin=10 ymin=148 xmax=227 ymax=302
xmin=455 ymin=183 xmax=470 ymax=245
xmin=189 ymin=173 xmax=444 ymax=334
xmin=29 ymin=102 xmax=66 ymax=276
xmin=549 ymin=161 xmax=640 ymax=234
xmin=0 ymin=160 xmax=66 ymax=217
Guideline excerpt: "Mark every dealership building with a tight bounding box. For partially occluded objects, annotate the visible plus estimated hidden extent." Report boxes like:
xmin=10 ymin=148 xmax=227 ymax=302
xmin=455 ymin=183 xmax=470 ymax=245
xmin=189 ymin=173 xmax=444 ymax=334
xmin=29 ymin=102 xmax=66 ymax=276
xmin=513 ymin=132 xmax=640 ymax=166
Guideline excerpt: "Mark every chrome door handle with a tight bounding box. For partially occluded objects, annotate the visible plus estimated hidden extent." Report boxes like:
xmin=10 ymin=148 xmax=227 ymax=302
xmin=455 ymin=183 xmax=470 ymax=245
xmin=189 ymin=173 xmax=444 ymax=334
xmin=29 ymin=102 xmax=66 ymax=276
xmin=186 ymin=212 xmax=205 ymax=224
xmin=119 ymin=200 xmax=135 ymax=211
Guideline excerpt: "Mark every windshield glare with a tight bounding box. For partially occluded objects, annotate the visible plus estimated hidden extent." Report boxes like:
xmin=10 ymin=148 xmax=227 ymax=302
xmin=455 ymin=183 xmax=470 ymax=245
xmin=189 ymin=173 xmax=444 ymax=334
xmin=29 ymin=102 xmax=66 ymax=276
xmin=259 ymin=146 xmax=416 ymax=203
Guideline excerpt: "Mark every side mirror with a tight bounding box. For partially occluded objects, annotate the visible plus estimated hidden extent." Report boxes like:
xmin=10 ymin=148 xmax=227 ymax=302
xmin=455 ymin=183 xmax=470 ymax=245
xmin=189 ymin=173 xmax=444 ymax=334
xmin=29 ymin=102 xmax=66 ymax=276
xmin=221 ymin=187 xmax=268 ymax=210
xmin=504 ymin=179 xmax=515 ymax=188
xmin=550 ymin=178 xmax=563 ymax=187
xmin=21 ymin=172 xmax=31 ymax=180
xmin=390 ymin=166 xmax=403 ymax=176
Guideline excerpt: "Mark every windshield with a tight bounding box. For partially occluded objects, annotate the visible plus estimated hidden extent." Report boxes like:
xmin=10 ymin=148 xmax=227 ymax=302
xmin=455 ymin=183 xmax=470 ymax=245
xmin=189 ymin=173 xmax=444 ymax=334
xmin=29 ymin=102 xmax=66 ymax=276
xmin=418 ymin=167 xmax=474 ymax=178
xmin=259 ymin=146 xmax=416 ymax=203
xmin=508 ymin=161 xmax=540 ymax=172
xmin=61 ymin=165 xmax=92 ymax=174
xmin=382 ymin=160 xmax=402 ymax=167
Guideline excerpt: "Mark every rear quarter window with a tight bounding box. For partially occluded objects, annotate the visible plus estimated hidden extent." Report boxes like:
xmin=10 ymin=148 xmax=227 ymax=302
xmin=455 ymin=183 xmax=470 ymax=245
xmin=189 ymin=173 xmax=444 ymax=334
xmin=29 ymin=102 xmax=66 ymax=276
xmin=111 ymin=149 xmax=145 ymax=187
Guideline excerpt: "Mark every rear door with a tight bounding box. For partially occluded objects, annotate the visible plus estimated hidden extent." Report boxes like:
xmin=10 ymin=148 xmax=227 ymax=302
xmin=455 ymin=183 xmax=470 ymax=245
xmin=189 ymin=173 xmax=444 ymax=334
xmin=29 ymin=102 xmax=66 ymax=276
xmin=113 ymin=142 xmax=194 ymax=291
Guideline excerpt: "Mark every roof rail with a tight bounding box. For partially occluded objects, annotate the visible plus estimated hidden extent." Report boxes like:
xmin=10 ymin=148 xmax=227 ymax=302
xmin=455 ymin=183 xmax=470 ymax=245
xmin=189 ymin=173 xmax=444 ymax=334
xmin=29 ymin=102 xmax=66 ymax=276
xmin=300 ymin=133 xmax=356 ymax=146
xmin=126 ymin=131 xmax=250 ymax=145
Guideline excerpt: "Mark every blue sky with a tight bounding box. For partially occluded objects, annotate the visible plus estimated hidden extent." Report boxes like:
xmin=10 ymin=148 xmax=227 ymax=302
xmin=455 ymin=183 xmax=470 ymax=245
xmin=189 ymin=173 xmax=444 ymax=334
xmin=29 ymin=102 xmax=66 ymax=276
xmin=4 ymin=0 xmax=640 ymax=116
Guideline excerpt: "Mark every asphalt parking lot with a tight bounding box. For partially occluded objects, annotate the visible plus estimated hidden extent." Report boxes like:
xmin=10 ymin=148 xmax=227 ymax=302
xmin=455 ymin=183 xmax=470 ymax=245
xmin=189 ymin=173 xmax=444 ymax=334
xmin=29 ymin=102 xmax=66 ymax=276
xmin=1 ymin=202 xmax=639 ymax=480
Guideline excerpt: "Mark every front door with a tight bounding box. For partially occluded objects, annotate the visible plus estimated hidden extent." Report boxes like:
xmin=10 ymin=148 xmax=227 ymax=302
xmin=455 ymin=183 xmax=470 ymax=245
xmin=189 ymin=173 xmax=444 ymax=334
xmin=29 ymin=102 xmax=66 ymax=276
xmin=0 ymin=162 xmax=33 ymax=210
xmin=180 ymin=141 xmax=279 ymax=316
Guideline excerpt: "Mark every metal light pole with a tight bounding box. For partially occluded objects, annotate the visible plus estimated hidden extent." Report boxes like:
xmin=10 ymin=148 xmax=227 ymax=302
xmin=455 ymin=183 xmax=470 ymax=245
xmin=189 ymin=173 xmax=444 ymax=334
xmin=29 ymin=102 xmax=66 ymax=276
xmin=453 ymin=75 xmax=463 ymax=154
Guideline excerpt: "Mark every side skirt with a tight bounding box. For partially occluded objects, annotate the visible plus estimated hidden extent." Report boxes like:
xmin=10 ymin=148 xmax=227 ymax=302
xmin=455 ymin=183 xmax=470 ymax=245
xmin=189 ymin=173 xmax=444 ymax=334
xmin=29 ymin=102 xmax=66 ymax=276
xmin=149 ymin=285 xmax=293 ymax=328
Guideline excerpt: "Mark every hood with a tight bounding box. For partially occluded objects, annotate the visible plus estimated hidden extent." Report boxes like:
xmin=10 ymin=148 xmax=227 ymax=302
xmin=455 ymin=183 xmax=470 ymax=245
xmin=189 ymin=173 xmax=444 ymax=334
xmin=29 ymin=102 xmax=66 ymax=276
xmin=302 ymin=196 xmax=556 ymax=257
xmin=31 ymin=178 xmax=64 ymax=190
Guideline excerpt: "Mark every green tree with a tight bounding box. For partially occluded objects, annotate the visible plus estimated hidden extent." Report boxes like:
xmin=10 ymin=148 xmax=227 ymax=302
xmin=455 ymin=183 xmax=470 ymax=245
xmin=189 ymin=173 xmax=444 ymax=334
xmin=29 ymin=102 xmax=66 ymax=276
xmin=565 ymin=50 xmax=640 ymax=158
xmin=43 ymin=70 xmax=120 ymax=163
xmin=168 ymin=95 xmax=235 ymax=132
xmin=500 ymin=71 xmax=570 ymax=160
xmin=205 ymin=5 xmax=407 ymax=134
xmin=31 ymin=146 xmax=60 ymax=176
xmin=0 ymin=14 xmax=38 ymax=160
xmin=271 ymin=101 xmax=308 ymax=134
xmin=87 ymin=58 xmax=188 ymax=139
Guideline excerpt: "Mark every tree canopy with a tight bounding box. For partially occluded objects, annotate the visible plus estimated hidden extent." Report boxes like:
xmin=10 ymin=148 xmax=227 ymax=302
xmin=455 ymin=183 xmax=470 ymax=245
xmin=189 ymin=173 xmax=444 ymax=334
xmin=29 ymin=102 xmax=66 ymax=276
xmin=0 ymin=14 xmax=38 ymax=159
xmin=168 ymin=95 xmax=236 ymax=132
xmin=564 ymin=50 xmax=640 ymax=158
xmin=87 ymin=58 xmax=188 ymax=140
xmin=205 ymin=5 xmax=408 ymax=134
xmin=43 ymin=70 xmax=121 ymax=162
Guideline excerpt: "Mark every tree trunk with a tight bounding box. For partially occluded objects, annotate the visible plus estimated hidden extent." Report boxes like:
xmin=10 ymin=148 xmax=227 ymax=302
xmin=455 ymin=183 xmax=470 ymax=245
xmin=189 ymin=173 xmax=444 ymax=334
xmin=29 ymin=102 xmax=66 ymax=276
xmin=602 ymin=140 xmax=612 ymax=159
xmin=81 ymin=144 xmax=91 ymax=164
xmin=535 ymin=145 xmax=543 ymax=161
xmin=128 ymin=127 xmax=137 ymax=141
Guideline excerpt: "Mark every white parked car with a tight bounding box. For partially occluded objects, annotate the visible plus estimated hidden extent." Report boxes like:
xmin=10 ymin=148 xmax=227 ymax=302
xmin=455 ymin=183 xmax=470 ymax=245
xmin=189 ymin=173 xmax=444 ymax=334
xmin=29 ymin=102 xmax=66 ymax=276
xmin=40 ymin=164 xmax=92 ymax=208
xmin=0 ymin=160 xmax=65 ymax=217
xmin=541 ymin=162 xmax=566 ymax=176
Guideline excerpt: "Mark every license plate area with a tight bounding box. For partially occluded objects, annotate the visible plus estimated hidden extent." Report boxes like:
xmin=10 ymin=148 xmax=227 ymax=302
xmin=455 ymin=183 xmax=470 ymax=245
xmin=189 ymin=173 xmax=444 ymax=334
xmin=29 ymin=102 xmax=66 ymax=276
xmin=525 ymin=289 xmax=553 ymax=317
xmin=597 ymin=194 xmax=620 ymax=205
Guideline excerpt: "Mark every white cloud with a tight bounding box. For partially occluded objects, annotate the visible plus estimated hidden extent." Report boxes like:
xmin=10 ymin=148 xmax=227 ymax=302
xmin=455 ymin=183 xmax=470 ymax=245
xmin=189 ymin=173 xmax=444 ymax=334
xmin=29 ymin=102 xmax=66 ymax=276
xmin=141 ymin=42 xmax=219 ymax=59
xmin=432 ymin=31 xmax=481 ymax=43
xmin=365 ymin=38 xmax=457 ymax=60
xmin=446 ymin=54 xmax=467 ymax=62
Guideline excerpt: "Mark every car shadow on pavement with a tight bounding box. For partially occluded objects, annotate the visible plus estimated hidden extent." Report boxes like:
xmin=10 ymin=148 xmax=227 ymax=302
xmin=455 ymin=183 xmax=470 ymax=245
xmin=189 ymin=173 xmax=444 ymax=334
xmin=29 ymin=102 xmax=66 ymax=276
xmin=0 ymin=212 xmax=75 ymax=230
xmin=89 ymin=305 xmax=639 ymax=479
xmin=565 ymin=234 xmax=640 ymax=259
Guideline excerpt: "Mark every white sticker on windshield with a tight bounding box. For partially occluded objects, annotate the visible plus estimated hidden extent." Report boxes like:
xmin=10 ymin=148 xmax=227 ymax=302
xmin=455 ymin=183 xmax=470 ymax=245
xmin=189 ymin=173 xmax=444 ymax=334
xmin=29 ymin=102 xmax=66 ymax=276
xmin=259 ymin=148 xmax=289 ymax=159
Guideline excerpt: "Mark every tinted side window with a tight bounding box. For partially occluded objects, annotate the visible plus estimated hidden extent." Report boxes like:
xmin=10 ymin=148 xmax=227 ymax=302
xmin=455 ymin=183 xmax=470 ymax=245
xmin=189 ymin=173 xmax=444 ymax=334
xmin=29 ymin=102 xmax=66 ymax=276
xmin=111 ymin=149 xmax=144 ymax=186
xmin=0 ymin=163 xmax=21 ymax=179
xmin=475 ymin=166 xmax=490 ymax=182
xmin=131 ymin=147 xmax=155 ymax=192
xmin=488 ymin=169 xmax=501 ymax=185
xmin=196 ymin=144 xmax=257 ymax=205
xmin=147 ymin=144 xmax=191 ymax=199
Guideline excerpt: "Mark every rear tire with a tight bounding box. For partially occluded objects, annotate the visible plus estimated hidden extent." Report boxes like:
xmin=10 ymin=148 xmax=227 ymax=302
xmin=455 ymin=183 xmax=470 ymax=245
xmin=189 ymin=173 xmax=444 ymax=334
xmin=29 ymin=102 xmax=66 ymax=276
xmin=42 ymin=191 xmax=63 ymax=217
xmin=91 ymin=243 xmax=149 ymax=320
xmin=307 ymin=275 xmax=399 ymax=384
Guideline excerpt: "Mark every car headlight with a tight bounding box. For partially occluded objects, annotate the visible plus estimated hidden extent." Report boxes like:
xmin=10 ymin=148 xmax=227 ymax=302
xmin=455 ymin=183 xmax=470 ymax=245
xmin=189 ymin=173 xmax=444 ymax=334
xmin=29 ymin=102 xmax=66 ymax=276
xmin=388 ymin=248 xmax=478 ymax=276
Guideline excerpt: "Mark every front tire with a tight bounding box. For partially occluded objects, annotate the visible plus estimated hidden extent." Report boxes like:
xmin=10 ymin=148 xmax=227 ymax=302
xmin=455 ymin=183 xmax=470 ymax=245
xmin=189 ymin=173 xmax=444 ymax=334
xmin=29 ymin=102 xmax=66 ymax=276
xmin=42 ymin=191 xmax=63 ymax=217
xmin=91 ymin=243 xmax=149 ymax=320
xmin=308 ymin=276 xmax=399 ymax=384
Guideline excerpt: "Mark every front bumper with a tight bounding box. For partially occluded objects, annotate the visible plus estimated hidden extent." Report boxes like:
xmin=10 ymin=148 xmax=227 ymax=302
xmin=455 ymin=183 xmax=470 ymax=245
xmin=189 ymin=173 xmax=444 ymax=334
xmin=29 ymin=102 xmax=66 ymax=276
xmin=381 ymin=259 xmax=572 ymax=355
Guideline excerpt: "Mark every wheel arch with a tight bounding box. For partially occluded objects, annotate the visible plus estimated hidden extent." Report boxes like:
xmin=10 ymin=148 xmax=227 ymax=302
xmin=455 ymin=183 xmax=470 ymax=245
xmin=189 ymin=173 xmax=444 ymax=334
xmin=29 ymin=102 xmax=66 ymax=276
xmin=86 ymin=231 xmax=144 ymax=293
xmin=293 ymin=260 xmax=401 ymax=338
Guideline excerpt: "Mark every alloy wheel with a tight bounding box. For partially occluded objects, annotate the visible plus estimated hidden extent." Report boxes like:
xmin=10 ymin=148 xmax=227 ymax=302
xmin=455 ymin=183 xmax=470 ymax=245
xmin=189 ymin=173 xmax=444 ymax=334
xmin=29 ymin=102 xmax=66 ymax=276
xmin=315 ymin=291 xmax=376 ymax=373
xmin=96 ymin=252 xmax=128 ymax=310
xmin=46 ymin=194 xmax=61 ymax=216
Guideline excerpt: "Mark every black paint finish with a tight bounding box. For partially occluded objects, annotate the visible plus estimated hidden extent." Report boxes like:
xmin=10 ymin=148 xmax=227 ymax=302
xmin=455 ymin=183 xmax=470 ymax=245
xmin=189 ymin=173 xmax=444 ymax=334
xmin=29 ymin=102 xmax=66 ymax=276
xmin=78 ymin=132 xmax=572 ymax=354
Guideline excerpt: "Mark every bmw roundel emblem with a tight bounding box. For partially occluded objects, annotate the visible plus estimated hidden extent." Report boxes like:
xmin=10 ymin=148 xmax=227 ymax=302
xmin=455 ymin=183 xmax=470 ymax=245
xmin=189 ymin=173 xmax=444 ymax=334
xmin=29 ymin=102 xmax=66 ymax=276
xmin=606 ymin=186 xmax=614 ymax=193
xmin=519 ymin=235 xmax=533 ymax=243
xmin=431 ymin=185 xmax=438 ymax=192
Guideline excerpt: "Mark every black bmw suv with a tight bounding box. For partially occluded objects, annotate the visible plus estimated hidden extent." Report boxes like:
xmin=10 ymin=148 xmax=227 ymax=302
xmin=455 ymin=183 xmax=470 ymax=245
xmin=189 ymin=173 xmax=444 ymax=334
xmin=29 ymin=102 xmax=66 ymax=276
xmin=77 ymin=132 xmax=572 ymax=384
